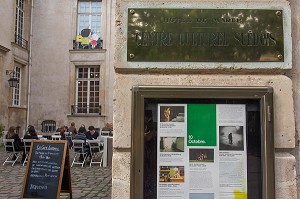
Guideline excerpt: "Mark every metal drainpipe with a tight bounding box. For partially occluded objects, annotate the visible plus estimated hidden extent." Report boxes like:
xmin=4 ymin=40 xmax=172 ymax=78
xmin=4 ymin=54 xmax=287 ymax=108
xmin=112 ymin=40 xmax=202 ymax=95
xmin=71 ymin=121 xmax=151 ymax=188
xmin=26 ymin=0 xmax=34 ymax=130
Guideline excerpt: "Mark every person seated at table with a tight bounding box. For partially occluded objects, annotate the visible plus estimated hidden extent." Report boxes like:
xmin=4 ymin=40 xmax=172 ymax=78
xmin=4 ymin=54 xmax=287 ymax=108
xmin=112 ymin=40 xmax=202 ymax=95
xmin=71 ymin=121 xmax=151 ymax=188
xmin=74 ymin=127 xmax=90 ymax=161
xmin=74 ymin=127 xmax=87 ymax=143
xmin=85 ymin=126 xmax=99 ymax=140
xmin=22 ymin=126 xmax=38 ymax=163
xmin=101 ymin=123 xmax=113 ymax=136
xmin=6 ymin=126 xmax=24 ymax=161
xmin=80 ymin=124 xmax=87 ymax=133
xmin=23 ymin=126 xmax=38 ymax=140
xmin=57 ymin=125 xmax=68 ymax=140
xmin=68 ymin=122 xmax=77 ymax=137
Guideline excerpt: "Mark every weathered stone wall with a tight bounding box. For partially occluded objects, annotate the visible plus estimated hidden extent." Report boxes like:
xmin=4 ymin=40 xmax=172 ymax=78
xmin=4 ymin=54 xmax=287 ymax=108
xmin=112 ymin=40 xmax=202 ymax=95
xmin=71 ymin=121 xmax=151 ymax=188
xmin=30 ymin=0 xmax=74 ymax=130
xmin=289 ymin=0 xmax=300 ymax=198
xmin=112 ymin=0 xmax=297 ymax=198
xmin=113 ymin=75 xmax=296 ymax=198
xmin=0 ymin=0 xmax=30 ymax=133
xmin=30 ymin=0 xmax=114 ymax=130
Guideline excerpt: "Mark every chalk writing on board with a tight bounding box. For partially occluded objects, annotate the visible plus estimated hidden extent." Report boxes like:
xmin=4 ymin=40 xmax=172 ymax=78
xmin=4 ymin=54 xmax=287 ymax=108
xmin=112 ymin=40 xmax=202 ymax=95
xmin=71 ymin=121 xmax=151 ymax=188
xmin=22 ymin=141 xmax=67 ymax=199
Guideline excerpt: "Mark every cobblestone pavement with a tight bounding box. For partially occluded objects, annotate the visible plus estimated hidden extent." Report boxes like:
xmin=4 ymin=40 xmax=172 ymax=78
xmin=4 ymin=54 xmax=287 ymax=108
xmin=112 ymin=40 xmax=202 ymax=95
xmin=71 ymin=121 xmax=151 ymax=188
xmin=0 ymin=147 xmax=112 ymax=199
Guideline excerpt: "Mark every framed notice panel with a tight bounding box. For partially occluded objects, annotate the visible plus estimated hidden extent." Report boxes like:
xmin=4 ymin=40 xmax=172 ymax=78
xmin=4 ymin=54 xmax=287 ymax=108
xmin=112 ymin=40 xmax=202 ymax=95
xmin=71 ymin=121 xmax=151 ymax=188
xmin=131 ymin=86 xmax=274 ymax=199
xmin=128 ymin=9 xmax=284 ymax=62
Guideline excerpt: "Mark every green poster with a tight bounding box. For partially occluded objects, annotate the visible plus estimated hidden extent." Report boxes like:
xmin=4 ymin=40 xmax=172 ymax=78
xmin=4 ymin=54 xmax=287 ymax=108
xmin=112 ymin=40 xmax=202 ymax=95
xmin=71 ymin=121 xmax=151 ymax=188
xmin=187 ymin=104 xmax=216 ymax=146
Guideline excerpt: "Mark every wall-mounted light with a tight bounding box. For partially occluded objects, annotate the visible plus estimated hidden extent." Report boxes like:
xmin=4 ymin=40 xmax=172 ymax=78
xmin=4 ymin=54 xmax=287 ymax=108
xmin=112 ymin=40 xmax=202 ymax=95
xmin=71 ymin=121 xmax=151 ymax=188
xmin=6 ymin=70 xmax=19 ymax=88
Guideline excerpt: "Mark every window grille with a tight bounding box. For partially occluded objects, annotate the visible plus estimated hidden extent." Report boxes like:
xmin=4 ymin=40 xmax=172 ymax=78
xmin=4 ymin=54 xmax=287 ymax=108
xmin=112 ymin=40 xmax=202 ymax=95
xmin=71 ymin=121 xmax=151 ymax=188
xmin=42 ymin=120 xmax=56 ymax=132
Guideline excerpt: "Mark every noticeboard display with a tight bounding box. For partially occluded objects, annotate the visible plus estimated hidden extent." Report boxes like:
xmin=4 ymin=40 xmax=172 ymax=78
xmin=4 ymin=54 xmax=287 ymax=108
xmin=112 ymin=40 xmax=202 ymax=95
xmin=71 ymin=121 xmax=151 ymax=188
xmin=127 ymin=9 xmax=284 ymax=62
xmin=131 ymin=87 xmax=274 ymax=199
xmin=21 ymin=140 xmax=72 ymax=199
xmin=156 ymin=104 xmax=247 ymax=198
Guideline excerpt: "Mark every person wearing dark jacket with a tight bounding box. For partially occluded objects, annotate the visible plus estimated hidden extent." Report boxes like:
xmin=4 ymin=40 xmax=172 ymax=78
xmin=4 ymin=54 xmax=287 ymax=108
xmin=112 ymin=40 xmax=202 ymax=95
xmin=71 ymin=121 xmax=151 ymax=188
xmin=6 ymin=126 xmax=23 ymax=162
xmin=85 ymin=126 xmax=99 ymax=140
xmin=22 ymin=126 xmax=38 ymax=164
xmin=6 ymin=126 xmax=23 ymax=151
xmin=23 ymin=126 xmax=38 ymax=140
xmin=74 ymin=127 xmax=90 ymax=161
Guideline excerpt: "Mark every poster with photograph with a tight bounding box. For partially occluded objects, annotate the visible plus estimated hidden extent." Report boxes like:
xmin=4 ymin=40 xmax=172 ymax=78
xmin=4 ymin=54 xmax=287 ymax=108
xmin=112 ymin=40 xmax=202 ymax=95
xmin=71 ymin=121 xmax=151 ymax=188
xmin=217 ymin=104 xmax=247 ymax=199
xmin=157 ymin=104 xmax=188 ymax=198
xmin=157 ymin=104 xmax=247 ymax=199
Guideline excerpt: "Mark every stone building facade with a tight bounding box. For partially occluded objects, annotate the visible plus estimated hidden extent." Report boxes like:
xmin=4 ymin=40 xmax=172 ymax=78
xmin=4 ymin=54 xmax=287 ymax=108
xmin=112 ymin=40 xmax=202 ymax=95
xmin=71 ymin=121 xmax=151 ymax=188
xmin=1 ymin=0 xmax=300 ymax=199
xmin=112 ymin=0 xmax=300 ymax=199
xmin=29 ymin=0 xmax=114 ymax=132
xmin=0 ymin=0 xmax=114 ymax=134
xmin=0 ymin=0 xmax=32 ymax=134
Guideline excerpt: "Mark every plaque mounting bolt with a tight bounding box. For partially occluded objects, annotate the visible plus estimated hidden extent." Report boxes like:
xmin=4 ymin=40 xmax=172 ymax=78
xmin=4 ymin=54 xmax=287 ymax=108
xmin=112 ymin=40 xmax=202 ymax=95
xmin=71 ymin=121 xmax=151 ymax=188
xmin=276 ymin=11 xmax=281 ymax=16
xmin=277 ymin=54 xmax=283 ymax=60
xmin=129 ymin=53 xmax=135 ymax=59
xmin=130 ymin=9 xmax=135 ymax=15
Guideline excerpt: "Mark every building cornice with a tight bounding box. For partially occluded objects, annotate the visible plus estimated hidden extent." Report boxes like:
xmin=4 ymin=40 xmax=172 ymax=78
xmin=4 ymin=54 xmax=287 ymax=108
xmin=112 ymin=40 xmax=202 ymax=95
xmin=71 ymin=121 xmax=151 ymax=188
xmin=0 ymin=45 xmax=10 ymax=54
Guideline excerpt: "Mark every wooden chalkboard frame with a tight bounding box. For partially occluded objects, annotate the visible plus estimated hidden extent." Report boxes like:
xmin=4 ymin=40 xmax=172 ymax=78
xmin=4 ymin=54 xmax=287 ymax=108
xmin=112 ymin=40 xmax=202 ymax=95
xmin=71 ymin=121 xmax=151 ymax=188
xmin=21 ymin=140 xmax=72 ymax=199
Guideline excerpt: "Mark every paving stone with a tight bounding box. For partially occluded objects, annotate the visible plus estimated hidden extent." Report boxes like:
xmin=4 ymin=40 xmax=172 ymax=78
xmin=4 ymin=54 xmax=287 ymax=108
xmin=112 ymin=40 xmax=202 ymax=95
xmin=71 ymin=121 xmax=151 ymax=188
xmin=0 ymin=148 xmax=112 ymax=199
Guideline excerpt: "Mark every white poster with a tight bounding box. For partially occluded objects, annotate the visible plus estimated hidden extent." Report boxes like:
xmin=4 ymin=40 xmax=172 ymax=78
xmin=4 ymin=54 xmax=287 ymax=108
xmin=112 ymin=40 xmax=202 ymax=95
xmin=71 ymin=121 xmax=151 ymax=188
xmin=156 ymin=104 xmax=247 ymax=199
xmin=217 ymin=104 xmax=247 ymax=199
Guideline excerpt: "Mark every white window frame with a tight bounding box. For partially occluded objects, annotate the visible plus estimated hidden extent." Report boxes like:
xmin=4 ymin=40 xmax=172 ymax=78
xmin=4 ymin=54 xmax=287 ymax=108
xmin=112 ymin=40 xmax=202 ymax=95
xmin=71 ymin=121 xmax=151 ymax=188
xmin=75 ymin=66 xmax=100 ymax=114
xmin=77 ymin=0 xmax=102 ymax=39
xmin=12 ymin=66 xmax=21 ymax=106
xmin=15 ymin=0 xmax=24 ymax=39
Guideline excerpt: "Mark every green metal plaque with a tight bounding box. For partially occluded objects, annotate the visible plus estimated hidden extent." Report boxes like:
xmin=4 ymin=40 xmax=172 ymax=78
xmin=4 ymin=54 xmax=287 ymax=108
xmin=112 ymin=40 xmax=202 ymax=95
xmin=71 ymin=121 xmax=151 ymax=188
xmin=127 ymin=9 xmax=284 ymax=62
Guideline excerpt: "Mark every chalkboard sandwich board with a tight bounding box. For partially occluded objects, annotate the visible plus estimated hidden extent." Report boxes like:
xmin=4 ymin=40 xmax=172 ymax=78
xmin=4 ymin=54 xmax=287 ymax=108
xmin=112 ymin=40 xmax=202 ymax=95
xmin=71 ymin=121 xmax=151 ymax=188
xmin=21 ymin=140 xmax=72 ymax=199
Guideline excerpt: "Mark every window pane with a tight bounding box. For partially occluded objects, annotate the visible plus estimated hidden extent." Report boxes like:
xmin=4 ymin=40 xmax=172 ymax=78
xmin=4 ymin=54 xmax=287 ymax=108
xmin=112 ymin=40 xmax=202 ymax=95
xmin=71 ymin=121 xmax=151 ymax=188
xmin=15 ymin=0 xmax=24 ymax=39
xmin=83 ymin=68 xmax=88 ymax=78
xmin=12 ymin=66 xmax=21 ymax=106
xmin=79 ymin=3 xmax=85 ymax=12
xmin=90 ymin=68 xmax=95 ymax=78
xmin=91 ymin=2 xmax=101 ymax=13
xmin=79 ymin=2 xmax=90 ymax=13
xmin=91 ymin=15 xmax=101 ymax=35
xmin=95 ymin=67 xmax=100 ymax=78
xmin=76 ymin=66 xmax=100 ymax=114
xmin=78 ymin=15 xmax=90 ymax=32
xmin=77 ymin=1 xmax=102 ymax=49
xmin=78 ymin=68 xmax=85 ymax=78
xmin=42 ymin=120 xmax=56 ymax=132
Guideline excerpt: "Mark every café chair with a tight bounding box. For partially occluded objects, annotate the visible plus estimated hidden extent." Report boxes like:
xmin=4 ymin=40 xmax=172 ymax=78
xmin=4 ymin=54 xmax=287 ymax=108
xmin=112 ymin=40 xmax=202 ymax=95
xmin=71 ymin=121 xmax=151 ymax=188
xmin=3 ymin=139 xmax=21 ymax=166
xmin=51 ymin=135 xmax=61 ymax=140
xmin=88 ymin=140 xmax=103 ymax=167
xmin=72 ymin=140 xmax=88 ymax=167
xmin=99 ymin=131 xmax=110 ymax=147
xmin=22 ymin=139 xmax=33 ymax=166
xmin=64 ymin=132 xmax=73 ymax=148
xmin=2 ymin=131 xmax=8 ymax=138
xmin=64 ymin=132 xmax=72 ymax=139
xmin=64 ymin=131 xmax=72 ymax=141
xmin=101 ymin=130 xmax=110 ymax=136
